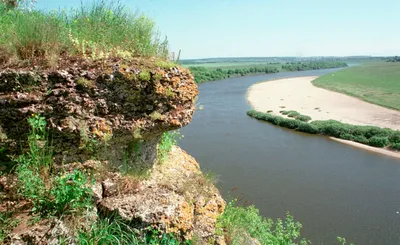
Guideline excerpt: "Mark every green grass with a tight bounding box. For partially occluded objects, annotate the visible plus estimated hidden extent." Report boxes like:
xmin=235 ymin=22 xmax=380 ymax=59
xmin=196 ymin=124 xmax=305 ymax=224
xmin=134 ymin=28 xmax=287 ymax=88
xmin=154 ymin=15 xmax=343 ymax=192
xmin=312 ymin=62 xmax=400 ymax=110
xmin=78 ymin=217 xmax=190 ymax=245
xmin=15 ymin=115 xmax=93 ymax=217
xmin=0 ymin=0 xmax=169 ymax=67
xmin=248 ymin=110 xmax=400 ymax=150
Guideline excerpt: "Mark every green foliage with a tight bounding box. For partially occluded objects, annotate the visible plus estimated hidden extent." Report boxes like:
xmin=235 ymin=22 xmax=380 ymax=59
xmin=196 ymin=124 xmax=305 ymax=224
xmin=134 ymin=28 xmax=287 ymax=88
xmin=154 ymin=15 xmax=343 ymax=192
xmin=247 ymin=110 xmax=400 ymax=149
xmin=217 ymin=201 xmax=309 ymax=245
xmin=0 ymin=0 xmax=169 ymax=66
xmin=155 ymin=60 xmax=176 ymax=69
xmin=138 ymin=71 xmax=151 ymax=81
xmin=78 ymin=217 xmax=191 ymax=245
xmin=15 ymin=115 xmax=92 ymax=217
xmin=388 ymin=143 xmax=400 ymax=151
xmin=281 ymin=61 xmax=348 ymax=71
xmin=312 ymin=62 xmax=400 ymax=111
xmin=368 ymin=136 xmax=389 ymax=147
xmin=337 ymin=236 xmax=355 ymax=245
xmin=280 ymin=111 xmax=312 ymax=122
xmin=295 ymin=115 xmax=312 ymax=122
xmin=0 ymin=210 xmax=20 ymax=242
xmin=189 ymin=66 xmax=279 ymax=83
xmin=158 ymin=131 xmax=179 ymax=162
xmin=51 ymin=170 xmax=93 ymax=215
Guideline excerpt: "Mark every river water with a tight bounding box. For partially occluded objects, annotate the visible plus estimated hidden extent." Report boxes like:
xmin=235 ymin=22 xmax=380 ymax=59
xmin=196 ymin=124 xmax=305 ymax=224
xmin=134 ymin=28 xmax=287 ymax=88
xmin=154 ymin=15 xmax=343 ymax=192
xmin=179 ymin=69 xmax=400 ymax=245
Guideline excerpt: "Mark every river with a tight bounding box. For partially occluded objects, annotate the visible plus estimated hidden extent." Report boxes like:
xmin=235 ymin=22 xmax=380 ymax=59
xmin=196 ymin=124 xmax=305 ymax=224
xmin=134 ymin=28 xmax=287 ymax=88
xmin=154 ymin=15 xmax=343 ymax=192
xmin=179 ymin=69 xmax=400 ymax=245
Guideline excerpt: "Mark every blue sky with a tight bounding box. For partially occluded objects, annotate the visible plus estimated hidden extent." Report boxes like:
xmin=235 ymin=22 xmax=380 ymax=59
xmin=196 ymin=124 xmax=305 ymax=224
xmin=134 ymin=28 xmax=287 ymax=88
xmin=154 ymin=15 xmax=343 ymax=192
xmin=36 ymin=0 xmax=400 ymax=59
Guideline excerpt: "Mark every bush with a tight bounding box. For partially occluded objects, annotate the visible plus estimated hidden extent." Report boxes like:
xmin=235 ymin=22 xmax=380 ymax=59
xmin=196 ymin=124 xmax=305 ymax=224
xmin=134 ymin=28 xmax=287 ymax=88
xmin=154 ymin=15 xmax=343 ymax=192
xmin=248 ymin=110 xmax=400 ymax=150
xmin=368 ymin=136 xmax=390 ymax=147
xmin=51 ymin=170 xmax=93 ymax=215
xmin=217 ymin=201 xmax=309 ymax=245
xmin=296 ymin=122 xmax=318 ymax=134
xmin=353 ymin=135 xmax=369 ymax=144
xmin=295 ymin=115 xmax=312 ymax=122
xmin=389 ymin=132 xmax=400 ymax=144
xmin=278 ymin=118 xmax=302 ymax=129
xmin=388 ymin=143 xmax=400 ymax=151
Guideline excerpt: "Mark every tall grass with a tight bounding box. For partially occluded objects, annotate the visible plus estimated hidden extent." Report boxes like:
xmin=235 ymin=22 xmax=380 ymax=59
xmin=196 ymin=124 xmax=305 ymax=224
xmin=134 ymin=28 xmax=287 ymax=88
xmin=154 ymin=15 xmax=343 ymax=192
xmin=0 ymin=0 xmax=169 ymax=67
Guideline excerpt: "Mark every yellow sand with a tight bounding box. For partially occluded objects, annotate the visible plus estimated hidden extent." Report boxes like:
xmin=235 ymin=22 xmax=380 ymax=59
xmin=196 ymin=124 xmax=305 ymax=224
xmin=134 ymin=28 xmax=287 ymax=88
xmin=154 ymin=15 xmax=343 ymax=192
xmin=247 ymin=76 xmax=400 ymax=159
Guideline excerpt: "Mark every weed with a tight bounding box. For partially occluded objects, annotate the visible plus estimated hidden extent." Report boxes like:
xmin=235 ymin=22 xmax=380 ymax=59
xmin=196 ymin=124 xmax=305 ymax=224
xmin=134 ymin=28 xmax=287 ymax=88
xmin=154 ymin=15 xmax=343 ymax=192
xmin=51 ymin=170 xmax=93 ymax=216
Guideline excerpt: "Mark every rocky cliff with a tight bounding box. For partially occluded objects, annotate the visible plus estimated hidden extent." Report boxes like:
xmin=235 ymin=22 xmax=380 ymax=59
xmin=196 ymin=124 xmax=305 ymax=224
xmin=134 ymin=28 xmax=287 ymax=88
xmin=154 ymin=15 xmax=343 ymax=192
xmin=0 ymin=58 xmax=197 ymax=170
xmin=0 ymin=58 xmax=226 ymax=244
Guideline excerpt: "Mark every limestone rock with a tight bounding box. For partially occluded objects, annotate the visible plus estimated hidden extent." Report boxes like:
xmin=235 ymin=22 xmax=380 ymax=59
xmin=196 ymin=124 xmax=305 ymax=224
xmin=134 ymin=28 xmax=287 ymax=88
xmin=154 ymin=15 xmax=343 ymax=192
xmin=0 ymin=58 xmax=198 ymax=170
xmin=98 ymin=146 xmax=225 ymax=243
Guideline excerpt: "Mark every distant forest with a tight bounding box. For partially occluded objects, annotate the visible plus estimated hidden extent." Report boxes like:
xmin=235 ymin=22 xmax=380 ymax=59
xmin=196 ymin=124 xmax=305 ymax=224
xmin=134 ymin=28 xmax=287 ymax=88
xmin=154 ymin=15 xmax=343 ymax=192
xmin=387 ymin=56 xmax=400 ymax=62
xmin=189 ymin=61 xmax=348 ymax=83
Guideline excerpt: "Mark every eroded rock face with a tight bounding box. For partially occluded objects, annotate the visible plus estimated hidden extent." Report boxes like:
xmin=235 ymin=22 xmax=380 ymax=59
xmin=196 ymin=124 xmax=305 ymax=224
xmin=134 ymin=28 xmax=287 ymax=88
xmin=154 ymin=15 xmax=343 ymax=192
xmin=98 ymin=147 xmax=226 ymax=244
xmin=0 ymin=59 xmax=198 ymax=170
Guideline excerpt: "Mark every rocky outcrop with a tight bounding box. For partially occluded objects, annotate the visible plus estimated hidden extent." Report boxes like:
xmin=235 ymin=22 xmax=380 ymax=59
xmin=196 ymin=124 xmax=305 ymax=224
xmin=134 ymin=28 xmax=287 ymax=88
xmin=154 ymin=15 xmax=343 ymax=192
xmin=98 ymin=146 xmax=226 ymax=244
xmin=0 ymin=58 xmax=226 ymax=244
xmin=0 ymin=58 xmax=198 ymax=170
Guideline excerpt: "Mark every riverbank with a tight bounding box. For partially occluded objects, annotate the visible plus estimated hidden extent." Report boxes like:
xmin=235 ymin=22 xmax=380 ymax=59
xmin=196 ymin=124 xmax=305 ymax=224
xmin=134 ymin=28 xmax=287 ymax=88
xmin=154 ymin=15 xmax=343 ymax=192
xmin=247 ymin=76 xmax=400 ymax=130
xmin=247 ymin=76 xmax=400 ymax=158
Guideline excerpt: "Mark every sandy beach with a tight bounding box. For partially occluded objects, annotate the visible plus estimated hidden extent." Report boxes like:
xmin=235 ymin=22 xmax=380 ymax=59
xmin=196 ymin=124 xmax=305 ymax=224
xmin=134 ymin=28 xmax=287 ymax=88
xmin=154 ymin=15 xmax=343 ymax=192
xmin=247 ymin=76 xmax=400 ymax=158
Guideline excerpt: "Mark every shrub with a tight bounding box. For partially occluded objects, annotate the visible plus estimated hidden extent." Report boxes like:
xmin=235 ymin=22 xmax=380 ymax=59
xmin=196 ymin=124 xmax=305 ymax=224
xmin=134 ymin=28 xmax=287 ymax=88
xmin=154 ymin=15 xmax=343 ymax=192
xmin=278 ymin=118 xmax=302 ymax=130
xmin=247 ymin=110 xmax=400 ymax=150
xmin=367 ymin=136 xmax=390 ymax=147
xmin=388 ymin=143 xmax=400 ymax=151
xmin=296 ymin=122 xmax=319 ymax=134
xmin=138 ymin=71 xmax=151 ymax=81
xmin=295 ymin=115 xmax=312 ymax=122
xmin=353 ymin=135 xmax=369 ymax=144
xmin=311 ymin=120 xmax=350 ymax=138
xmin=51 ymin=170 xmax=93 ymax=216
xmin=389 ymin=132 xmax=400 ymax=144
xmin=217 ymin=201 xmax=309 ymax=245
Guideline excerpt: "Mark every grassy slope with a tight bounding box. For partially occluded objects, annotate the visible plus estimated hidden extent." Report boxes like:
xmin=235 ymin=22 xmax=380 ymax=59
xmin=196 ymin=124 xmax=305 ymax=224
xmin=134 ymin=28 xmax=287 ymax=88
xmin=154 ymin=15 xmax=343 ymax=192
xmin=312 ymin=62 xmax=400 ymax=110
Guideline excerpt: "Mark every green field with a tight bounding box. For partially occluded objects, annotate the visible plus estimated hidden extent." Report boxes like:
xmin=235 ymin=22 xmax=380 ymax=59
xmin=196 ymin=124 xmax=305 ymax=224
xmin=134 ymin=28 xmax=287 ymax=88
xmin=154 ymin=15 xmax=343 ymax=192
xmin=312 ymin=62 xmax=400 ymax=110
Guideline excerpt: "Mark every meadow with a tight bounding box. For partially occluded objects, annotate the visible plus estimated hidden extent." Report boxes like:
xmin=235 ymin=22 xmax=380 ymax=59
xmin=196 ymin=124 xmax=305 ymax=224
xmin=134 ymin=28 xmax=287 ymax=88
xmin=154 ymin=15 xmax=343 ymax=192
xmin=312 ymin=62 xmax=400 ymax=110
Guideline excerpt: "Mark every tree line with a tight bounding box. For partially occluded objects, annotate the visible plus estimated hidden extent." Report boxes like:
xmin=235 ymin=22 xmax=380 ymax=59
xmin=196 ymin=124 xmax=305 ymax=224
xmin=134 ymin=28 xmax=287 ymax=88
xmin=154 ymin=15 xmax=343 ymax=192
xmin=386 ymin=56 xmax=400 ymax=62
xmin=281 ymin=61 xmax=348 ymax=71
xmin=189 ymin=61 xmax=348 ymax=83
xmin=189 ymin=66 xmax=279 ymax=83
